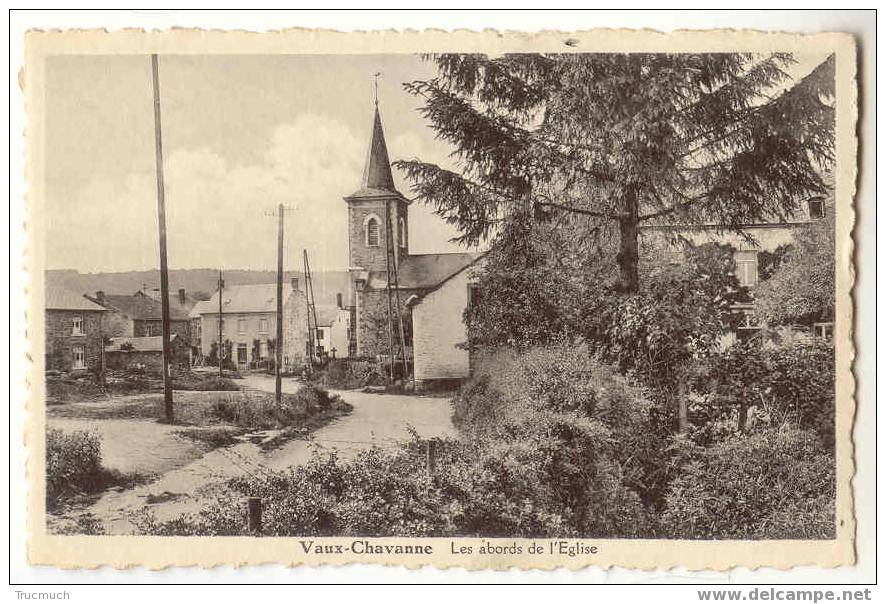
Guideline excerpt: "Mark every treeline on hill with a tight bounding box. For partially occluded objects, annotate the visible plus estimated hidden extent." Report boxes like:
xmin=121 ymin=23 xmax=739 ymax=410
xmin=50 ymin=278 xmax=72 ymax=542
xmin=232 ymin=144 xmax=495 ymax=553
xmin=141 ymin=52 xmax=836 ymax=539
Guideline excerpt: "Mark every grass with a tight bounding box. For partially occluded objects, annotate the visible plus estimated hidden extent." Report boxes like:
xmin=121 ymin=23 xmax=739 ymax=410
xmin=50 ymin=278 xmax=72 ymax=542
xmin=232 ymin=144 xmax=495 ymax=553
xmin=175 ymin=426 xmax=245 ymax=448
xmin=46 ymin=370 xmax=241 ymax=405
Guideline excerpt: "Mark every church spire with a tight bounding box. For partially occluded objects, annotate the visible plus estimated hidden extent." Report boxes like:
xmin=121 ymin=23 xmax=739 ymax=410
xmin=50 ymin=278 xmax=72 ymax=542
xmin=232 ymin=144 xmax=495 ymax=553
xmin=360 ymin=105 xmax=396 ymax=192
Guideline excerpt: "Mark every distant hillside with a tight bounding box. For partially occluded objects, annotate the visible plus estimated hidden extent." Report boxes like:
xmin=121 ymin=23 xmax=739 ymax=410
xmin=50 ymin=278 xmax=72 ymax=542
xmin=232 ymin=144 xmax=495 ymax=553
xmin=46 ymin=268 xmax=352 ymax=306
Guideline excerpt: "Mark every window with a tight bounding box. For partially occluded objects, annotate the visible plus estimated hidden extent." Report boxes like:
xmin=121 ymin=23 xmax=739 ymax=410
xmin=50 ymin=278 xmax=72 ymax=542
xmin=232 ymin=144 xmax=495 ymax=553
xmin=238 ymin=317 xmax=247 ymax=334
xmin=259 ymin=318 xmax=268 ymax=333
xmin=237 ymin=343 xmax=248 ymax=365
xmin=316 ymin=328 xmax=325 ymax=341
xmin=72 ymin=345 xmax=86 ymax=370
xmin=734 ymin=250 xmax=759 ymax=287
xmin=398 ymin=217 xmax=407 ymax=248
xmin=735 ymin=312 xmax=762 ymax=345
xmin=808 ymin=198 xmax=825 ymax=220
xmin=813 ymin=322 xmax=834 ymax=340
xmin=71 ymin=316 xmax=83 ymax=335
xmin=366 ymin=217 xmax=380 ymax=247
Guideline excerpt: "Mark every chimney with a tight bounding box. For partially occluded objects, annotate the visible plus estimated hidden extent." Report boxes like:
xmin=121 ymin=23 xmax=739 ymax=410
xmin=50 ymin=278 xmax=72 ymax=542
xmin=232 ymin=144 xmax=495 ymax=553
xmin=178 ymin=288 xmax=186 ymax=305
xmin=291 ymin=277 xmax=299 ymax=291
xmin=95 ymin=290 xmax=105 ymax=306
xmin=336 ymin=292 xmax=343 ymax=309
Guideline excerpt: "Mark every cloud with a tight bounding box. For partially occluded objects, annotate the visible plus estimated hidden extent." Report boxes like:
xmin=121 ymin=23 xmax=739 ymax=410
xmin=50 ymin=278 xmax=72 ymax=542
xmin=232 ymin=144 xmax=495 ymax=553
xmin=45 ymin=111 xmax=482 ymax=273
xmin=47 ymin=113 xmax=362 ymax=272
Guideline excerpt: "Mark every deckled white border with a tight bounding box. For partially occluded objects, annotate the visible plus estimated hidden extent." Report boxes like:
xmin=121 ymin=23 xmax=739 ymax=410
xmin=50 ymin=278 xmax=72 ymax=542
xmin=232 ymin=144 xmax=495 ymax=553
xmin=8 ymin=9 xmax=880 ymax=584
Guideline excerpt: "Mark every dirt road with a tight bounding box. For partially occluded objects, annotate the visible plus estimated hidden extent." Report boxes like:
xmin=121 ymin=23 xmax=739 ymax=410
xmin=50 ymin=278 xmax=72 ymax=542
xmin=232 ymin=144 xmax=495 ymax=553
xmin=50 ymin=377 xmax=456 ymax=534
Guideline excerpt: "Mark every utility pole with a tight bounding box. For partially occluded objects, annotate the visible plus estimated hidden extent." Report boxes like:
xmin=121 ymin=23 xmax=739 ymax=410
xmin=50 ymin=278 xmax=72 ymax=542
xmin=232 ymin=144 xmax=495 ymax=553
xmin=383 ymin=200 xmax=396 ymax=382
xmin=150 ymin=54 xmax=174 ymax=423
xmin=275 ymin=203 xmax=284 ymax=405
xmin=218 ymin=270 xmax=224 ymax=379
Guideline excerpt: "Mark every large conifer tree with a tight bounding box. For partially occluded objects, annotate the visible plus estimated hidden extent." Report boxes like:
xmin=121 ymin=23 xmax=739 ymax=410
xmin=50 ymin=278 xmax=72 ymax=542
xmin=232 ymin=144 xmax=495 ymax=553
xmin=395 ymin=53 xmax=835 ymax=293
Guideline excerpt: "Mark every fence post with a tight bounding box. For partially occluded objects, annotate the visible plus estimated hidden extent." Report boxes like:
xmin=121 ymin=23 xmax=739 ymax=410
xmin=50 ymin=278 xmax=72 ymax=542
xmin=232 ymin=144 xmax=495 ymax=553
xmin=247 ymin=497 xmax=262 ymax=535
xmin=425 ymin=440 xmax=436 ymax=475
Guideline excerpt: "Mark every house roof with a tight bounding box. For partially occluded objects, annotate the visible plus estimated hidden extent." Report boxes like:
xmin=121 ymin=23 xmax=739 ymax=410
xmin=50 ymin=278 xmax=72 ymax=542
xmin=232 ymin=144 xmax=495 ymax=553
xmin=368 ymin=252 xmax=485 ymax=291
xmin=140 ymin=288 xmax=201 ymax=312
xmin=105 ymin=334 xmax=178 ymax=353
xmin=45 ymin=285 xmax=107 ymax=312
xmin=96 ymin=292 xmax=192 ymax=322
xmin=190 ymin=283 xmax=299 ymax=317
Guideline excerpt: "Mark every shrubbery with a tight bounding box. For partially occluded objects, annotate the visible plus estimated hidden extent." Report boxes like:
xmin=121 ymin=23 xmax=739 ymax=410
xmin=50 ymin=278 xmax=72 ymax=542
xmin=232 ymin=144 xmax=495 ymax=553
xmin=310 ymin=359 xmax=383 ymax=390
xmin=209 ymin=385 xmax=349 ymax=430
xmin=46 ymin=429 xmax=142 ymax=512
xmin=690 ymin=339 xmax=835 ymax=448
xmin=662 ymin=426 xmax=835 ymax=539
xmin=46 ymin=429 xmax=104 ymax=509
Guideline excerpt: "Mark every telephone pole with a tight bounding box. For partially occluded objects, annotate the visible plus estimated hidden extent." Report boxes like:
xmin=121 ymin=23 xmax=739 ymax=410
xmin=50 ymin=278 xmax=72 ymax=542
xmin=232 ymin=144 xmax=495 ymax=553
xmin=275 ymin=203 xmax=284 ymax=405
xmin=150 ymin=54 xmax=174 ymax=423
xmin=218 ymin=270 xmax=224 ymax=379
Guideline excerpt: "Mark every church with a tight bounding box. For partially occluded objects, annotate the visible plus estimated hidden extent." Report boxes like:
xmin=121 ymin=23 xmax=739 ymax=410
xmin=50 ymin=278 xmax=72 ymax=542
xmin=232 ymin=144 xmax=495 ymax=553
xmin=344 ymin=104 xmax=484 ymax=386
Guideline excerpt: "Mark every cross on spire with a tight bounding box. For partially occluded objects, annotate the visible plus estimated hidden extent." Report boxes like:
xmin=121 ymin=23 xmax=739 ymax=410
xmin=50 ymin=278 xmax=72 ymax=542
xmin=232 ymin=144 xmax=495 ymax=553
xmin=372 ymin=71 xmax=382 ymax=106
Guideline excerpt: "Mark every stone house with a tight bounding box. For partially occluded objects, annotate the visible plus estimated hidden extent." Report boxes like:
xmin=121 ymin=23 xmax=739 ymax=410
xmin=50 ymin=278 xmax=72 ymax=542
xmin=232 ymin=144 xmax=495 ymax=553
xmin=190 ymin=279 xmax=309 ymax=372
xmin=311 ymin=301 xmax=352 ymax=360
xmin=44 ymin=285 xmax=107 ymax=373
xmin=104 ymin=334 xmax=189 ymax=372
xmin=344 ymin=105 xmax=484 ymax=385
xmin=86 ymin=289 xmax=193 ymax=345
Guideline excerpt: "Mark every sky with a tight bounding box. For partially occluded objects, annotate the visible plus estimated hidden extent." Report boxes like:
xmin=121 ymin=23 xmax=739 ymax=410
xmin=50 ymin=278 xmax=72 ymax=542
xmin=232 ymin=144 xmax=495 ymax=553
xmin=44 ymin=54 xmax=464 ymax=274
xmin=43 ymin=52 xmax=827 ymax=274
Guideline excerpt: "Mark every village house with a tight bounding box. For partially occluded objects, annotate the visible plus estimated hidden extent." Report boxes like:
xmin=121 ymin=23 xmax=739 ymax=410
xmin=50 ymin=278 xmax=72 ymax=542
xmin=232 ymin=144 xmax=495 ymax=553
xmin=189 ymin=279 xmax=310 ymax=371
xmin=311 ymin=300 xmax=352 ymax=360
xmin=104 ymin=334 xmax=190 ymax=372
xmin=86 ymin=289 xmax=193 ymax=345
xmin=44 ymin=285 xmax=107 ymax=373
xmin=641 ymin=181 xmax=833 ymax=346
xmin=344 ymin=104 xmax=484 ymax=387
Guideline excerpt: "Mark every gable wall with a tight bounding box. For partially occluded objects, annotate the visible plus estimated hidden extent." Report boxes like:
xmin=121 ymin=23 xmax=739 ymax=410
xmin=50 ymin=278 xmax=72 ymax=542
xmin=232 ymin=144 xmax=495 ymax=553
xmin=412 ymin=268 xmax=472 ymax=381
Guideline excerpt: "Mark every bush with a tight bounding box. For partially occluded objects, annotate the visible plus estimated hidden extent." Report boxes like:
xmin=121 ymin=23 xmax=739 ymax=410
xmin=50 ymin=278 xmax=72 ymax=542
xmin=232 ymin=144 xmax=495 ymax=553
xmin=312 ymin=359 xmax=383 ymax=390
xmin=209 ymin=386 xmax=347 ymax=430
xmin=457 ymin=345 xmax=673 ymax=508
xmin=690 ymin=339 xmax=835 ymax=448
xmin=662 ymin=426 xmax=835 ymax=539
xmin=46 ymin=429 xmax=104 ymax=509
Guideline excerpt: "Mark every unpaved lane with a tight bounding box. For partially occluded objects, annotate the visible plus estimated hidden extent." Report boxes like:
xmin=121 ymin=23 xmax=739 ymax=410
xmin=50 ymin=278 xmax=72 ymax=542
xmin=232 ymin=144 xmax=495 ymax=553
xmin=53 ymin=376 xmax=456 ymax=534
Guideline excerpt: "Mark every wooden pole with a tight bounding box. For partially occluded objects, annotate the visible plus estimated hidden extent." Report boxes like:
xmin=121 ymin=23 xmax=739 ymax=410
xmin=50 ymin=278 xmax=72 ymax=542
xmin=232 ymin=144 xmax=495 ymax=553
xmin=383 ymin=200 xmax=395 ymax=382
xmin=247 ymin=497 xmax=262 ymax=534
xmin=150 ymin=54 xmax=174 ymax=423
xmin=388 ymin=200 xmax=409 ymax=384
xmin=303 ymin=251 xmax=314 ymax=375
xmin=218 ymin=270 xmax=224 ymax=378
xmin=276 ymin=204 xmax=284 ymax=405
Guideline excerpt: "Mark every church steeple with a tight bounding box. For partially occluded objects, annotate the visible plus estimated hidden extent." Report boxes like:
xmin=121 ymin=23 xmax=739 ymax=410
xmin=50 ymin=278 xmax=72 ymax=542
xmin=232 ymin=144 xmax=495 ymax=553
xmin=361 ymin=105 xmax=396 ymax=192
xmin=344 ymin=103 xmax=409 ymax=276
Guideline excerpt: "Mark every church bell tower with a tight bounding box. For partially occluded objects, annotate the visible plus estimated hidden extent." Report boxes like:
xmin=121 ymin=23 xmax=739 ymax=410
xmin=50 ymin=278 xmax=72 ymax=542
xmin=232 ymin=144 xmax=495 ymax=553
xmin=344 ymin=103 xmax=409 ymax=274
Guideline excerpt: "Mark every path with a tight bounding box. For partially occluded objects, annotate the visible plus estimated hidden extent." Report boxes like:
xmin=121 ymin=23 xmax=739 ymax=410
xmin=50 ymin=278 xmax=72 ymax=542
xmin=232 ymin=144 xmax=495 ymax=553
xmin=52 ymin=377 xmax=455 ymax=535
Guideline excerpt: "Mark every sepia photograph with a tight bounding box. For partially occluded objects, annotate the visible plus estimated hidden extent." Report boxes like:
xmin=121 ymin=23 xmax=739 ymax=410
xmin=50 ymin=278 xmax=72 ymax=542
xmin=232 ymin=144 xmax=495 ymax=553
xmin=19 ymin=23 xmax=861 ymax=573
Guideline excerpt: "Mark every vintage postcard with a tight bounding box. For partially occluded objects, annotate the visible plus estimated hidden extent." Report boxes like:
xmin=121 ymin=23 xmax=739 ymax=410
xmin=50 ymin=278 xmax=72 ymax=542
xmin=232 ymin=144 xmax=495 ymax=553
xmin=24 ymin=27 xmax=857 ymax=570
